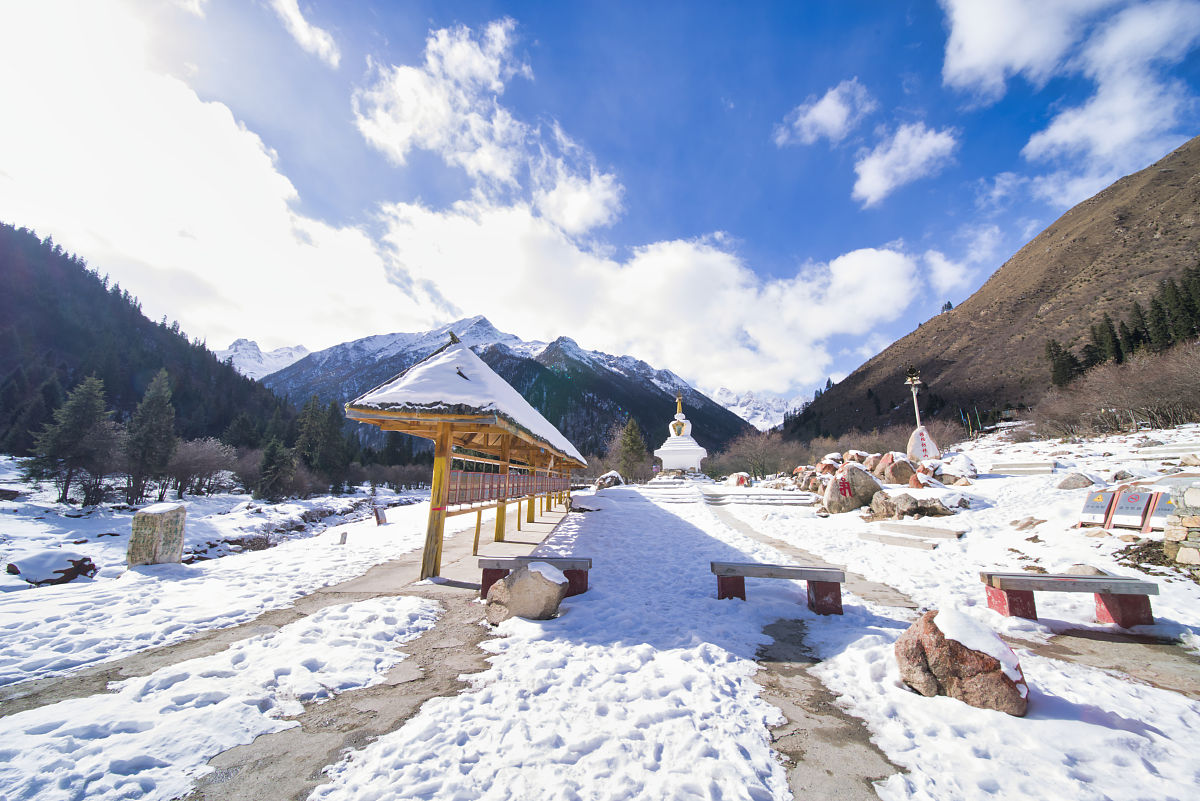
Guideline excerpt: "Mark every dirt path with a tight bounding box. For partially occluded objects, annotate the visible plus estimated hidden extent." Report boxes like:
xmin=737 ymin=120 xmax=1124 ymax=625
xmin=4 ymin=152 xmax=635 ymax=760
xmin=756 ymin=619 xmax=901 ymax=800
xmin=182 ymin=591 xmax=490 ymax=801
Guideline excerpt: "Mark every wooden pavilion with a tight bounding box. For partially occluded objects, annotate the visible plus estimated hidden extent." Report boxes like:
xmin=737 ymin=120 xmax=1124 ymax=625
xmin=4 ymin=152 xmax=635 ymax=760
xmin=344 ymin=335 xmax=587 ymax=580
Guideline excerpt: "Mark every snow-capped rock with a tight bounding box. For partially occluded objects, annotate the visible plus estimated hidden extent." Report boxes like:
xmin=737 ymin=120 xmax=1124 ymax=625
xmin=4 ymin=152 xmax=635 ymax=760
xmin=216 ymin=339 xmax=310 ymax=380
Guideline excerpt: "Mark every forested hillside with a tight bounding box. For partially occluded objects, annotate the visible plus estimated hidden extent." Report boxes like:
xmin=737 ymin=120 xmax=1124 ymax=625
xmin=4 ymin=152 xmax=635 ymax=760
xmin=0 ymin=222 xmax=291 ymax=454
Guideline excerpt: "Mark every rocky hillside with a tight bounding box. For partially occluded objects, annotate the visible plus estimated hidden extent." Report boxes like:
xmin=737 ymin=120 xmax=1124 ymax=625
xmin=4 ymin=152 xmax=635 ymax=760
xmin=786 ymin=135 xmax=1200 ymax=441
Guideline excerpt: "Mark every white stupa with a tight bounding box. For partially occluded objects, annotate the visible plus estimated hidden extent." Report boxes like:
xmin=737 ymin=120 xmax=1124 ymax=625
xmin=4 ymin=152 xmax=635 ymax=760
xmin=654 ymin=393 xmax=708 ymax=472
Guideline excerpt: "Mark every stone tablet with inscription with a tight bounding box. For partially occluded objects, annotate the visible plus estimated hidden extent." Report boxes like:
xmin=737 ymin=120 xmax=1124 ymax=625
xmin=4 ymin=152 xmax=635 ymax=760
xmin=1079 ymin=491 xmax=1114 ymax=526
xmin=128 ymin=502 xmax=186 ymax=566
xmin=1110 ymin=490 xmax=1152 ymax=530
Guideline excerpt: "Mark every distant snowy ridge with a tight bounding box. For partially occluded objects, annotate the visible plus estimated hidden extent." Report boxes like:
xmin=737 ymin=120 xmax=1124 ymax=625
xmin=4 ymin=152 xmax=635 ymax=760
xmin=263 ymin=315 xmax=754 ymax=455
xmin=710 ymin=388 xmax=804 ymax=431
xmin=216 ymin=339 xmax=310 ymax=381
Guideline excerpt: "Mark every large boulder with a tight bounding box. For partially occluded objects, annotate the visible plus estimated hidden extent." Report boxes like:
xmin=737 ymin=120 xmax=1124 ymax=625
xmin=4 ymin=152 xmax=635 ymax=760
xmin=595 ymin=471 xmax=624 ymax=490
xmin=870 ymin=491 xmax=956 ymax=519
xmin=906 ymin=426 xmax=941 ymax=462
xmin=894 ymin=608 xmax=1028 ymax=717
xmin=128 ymin=502 xmax=186 ymax=566
xmin=1056 ymin=473 xmax=1096 ymax=490
xmin=862 ymin=453 xmax=883 ymax=472
xmin=884 ymin=456 xmax=917 ymax=485
xmin=485 ymin=563 xmax=569 ymax=624
xmin=823 ymin=463 xmax=883 ymax=514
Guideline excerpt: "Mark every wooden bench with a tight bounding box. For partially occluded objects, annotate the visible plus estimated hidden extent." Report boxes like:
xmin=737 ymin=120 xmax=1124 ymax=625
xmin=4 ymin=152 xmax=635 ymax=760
xmin=980 ymin=571 xmax=1159 ymax=628
xmin=478 ymin=557 xmax=591 ymax=599
xmin=711 ymin=562 xmax=846 ymax=615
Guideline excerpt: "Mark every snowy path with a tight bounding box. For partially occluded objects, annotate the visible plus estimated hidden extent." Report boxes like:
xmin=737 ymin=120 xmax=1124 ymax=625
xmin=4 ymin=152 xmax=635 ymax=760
xmin=0 ymin=503 xmax=434 ymax=686
xmin=310 ymin=487 xmax=843 ymax=801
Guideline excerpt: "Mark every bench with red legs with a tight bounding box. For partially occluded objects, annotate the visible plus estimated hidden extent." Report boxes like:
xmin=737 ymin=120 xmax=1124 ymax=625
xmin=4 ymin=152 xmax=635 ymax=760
xmin=710 ymin=562 xmax=846 ymax=615
xmin=981 ymin=571 xmax=1159 ymax=628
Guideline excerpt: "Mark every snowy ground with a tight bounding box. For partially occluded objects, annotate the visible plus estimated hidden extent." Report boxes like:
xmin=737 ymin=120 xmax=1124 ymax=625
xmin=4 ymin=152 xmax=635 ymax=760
xmin=2 ymin=427 xmax=1200 ymax=800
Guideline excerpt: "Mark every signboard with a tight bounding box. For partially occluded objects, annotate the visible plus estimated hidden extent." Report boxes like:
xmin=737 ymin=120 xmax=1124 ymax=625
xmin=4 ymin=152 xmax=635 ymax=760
xmin=1145 ymin=492 xmax=1174 ymax=532
xmin=1079 ymin=491 xmax=1115 ymax=527
xmin=1110 ymin=490 xmax=1153 ymax=529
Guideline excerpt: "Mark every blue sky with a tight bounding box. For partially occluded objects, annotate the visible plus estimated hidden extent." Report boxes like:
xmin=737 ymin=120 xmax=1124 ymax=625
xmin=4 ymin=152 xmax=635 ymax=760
xmin=1 ymin=1 xmax=1199 ymax=401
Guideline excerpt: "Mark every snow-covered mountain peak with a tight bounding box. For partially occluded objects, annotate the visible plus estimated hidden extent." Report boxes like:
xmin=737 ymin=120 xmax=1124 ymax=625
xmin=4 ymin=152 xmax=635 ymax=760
xmin=216 ymin=340 xmax=310 ymax=381
xmin=710 ymin=387 xmax=804 ymax=431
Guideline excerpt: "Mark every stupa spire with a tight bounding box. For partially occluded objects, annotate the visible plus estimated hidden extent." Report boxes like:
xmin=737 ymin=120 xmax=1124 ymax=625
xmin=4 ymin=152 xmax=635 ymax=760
xmin=676 ymin=392 xmax=682 ymax=415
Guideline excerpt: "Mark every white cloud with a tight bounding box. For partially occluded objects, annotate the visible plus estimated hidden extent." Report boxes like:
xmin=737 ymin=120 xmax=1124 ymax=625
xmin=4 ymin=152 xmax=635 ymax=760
xmin=1022 ymin=0 xmax=1200 ymax=206
xmin=975 ymin=171 xmax=1027 ymax=211
xmin=269 ymin=0 xmax=340 ymax=69
xmin=0 ymin=0 xmax=429 ymax=352
xmin=773 ymin=78 xmax=877 ymax=146
xmin=531 ymin=125 xmax=624 ymax=235
xmin=923 ymin=251 xmax=971 ymax=296
xmin=377 ymin=199 xmax=921 ymax=393
xmin=353 ymin=19 xmax=530 ymax=185
xmin=939 ymin=0 xmax=1117 ymax=101
xmin=852 ymin=123 xmax=958 ymax=207
xmin=354 ymin=19 xmax=623 ymax=237
xmin=923 ymin=224 xmax=1004 ymax=296
xmin=174 ymin=0 xmax=208 ymax=17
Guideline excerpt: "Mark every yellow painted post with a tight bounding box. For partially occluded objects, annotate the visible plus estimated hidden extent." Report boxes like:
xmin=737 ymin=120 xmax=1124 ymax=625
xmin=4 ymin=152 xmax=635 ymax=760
xmin=494 ymin=436 xmax=510 ymax=543
xmin=420 ymin=422 xmax=452 ymax=580
xmin=516 ymin=498 xmax=522 ymax=531
xmin=471 ymin=507 xmax=482 ymax=555
xmin=527 ymin=484 xmax=536 ymax=524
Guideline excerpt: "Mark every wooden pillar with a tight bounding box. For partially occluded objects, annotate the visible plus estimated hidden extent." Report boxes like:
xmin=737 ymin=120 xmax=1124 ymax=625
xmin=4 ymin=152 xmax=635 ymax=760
xmin=471 ymin=507 xmax=482 ymax=555
xmin=420 ymin=422 xmax=452 ymax=580
xmin=494 ymin=435 xmax=510 ymax=543
xmin=527 ymin=483 xmax=536 ymax=523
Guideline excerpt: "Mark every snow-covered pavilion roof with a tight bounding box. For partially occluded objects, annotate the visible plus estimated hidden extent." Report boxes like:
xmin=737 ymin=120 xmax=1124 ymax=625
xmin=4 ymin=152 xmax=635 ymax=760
xmin=345 ymin=340 xmax=586 ymax=467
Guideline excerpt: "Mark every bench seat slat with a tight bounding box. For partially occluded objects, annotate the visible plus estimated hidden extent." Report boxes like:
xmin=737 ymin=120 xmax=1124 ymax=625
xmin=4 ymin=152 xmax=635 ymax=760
xmin=711 ymin=561 xmax=845 ymax=582
xmin=980 ymin=572 xmax=1157 ymax=595
xmin=478 ymin=556 xmax=592 ymax=571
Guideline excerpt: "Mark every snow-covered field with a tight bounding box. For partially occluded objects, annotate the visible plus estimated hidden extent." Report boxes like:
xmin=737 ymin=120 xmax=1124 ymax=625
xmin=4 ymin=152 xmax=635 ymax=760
xmin=2 ymin=426 xmax=1200 ymax=800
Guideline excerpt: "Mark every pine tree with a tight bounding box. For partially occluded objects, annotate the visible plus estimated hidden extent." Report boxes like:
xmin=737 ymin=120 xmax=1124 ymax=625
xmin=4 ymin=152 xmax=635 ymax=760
xmin=1118 ymin=320 xmax=1136 ymax=358
xmin=124 ymin=369 xmax=177 ymax=504
xmin=1045 ymin=339 xmax=1082 ymax=387
xmin=1099 ymin=313 xmax=1123 ymax=363
xmin=614 ymin=417 xmax=649 ymax=481
xmin=1160 ymin=278 xmax=1194 ymax=341
xmin=1127 ymin=300 xmax=1150 ymax=352
xmin=221 ymin=412 xmax=261 ymax=449
xmin=256 ymin=438 xmax=295 ymax=501
xmin=1147 ymin=298 xmax=1173 ymax=351
xmin=29 ymin=376 xmax=122 ymax=504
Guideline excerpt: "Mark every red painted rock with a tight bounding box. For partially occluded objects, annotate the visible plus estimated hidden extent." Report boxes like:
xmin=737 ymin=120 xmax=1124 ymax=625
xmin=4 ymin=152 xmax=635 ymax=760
xmin=823 ymin=463 xmax=883 ymax=514
xmin=816 ymin=461 xmax=839 ymax=475
xmin=906 ymin=426 xmax=941 ymax=462
xmin=894 ymin=609 xmax=1028 ymax=717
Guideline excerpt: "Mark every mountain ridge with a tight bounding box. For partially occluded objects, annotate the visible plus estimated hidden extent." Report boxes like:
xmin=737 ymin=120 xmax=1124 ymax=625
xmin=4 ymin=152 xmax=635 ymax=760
xmin=785 ymin=135 xmax=1200 ymax=441
xmin=265 ymin=317 xmax=754 ymax=455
